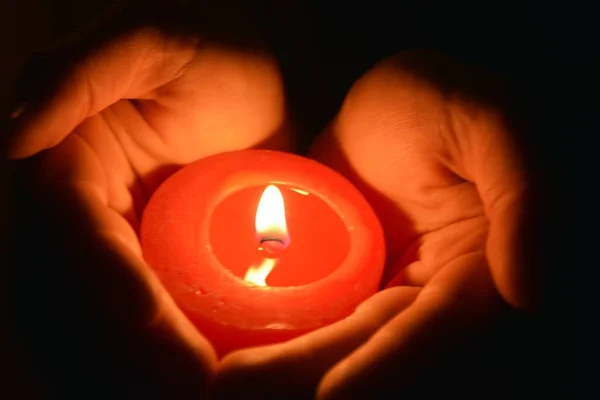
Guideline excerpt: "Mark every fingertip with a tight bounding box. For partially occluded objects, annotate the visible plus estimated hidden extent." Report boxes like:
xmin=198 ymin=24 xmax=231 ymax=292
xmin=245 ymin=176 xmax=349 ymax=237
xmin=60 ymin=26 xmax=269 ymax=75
xmin=495 ymin=278 xmax=541 ymax=314
xmin=316 ymin=362 xmax=349 ymax=400
xmin=5 ymin=116 xmax=69 ymax=160
xmin=487 ymin=203 xmax=543 ymax=314
xmin=215 ymin=351 xmax=249 ymax=382
xmin=4 ymin=99 xmax=52 ymax=159
xmin=4 ymin=116 xmax=48 ymax=160
xmin=212 ymin=354 xmax=262 ymax=400
xmin=5 ymin=138 xmax=37 ymax=160
xmin=319 ymin=358 xmax=389 ymax=400
xmin=218 ymin=346 xmax=268 ymax=370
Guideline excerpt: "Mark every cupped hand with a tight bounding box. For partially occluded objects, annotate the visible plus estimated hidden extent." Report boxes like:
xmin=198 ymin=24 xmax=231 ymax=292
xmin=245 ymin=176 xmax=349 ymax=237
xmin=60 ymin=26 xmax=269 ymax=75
xmin=7 ymin=27 xmax=288 ymax=396
xmin=215 ymin=51 xmax=539 ymax=399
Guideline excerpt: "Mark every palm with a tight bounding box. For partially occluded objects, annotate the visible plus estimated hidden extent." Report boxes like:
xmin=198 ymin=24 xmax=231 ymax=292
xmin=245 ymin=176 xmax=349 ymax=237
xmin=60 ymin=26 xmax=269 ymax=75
xmin=312 ymin=60 xmax=496 ymax=301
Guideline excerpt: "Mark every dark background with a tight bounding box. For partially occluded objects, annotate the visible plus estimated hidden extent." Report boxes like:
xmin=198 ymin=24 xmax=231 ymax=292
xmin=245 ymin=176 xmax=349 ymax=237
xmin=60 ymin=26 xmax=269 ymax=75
xmin=1 ymin=0 xmax=597 ymax=398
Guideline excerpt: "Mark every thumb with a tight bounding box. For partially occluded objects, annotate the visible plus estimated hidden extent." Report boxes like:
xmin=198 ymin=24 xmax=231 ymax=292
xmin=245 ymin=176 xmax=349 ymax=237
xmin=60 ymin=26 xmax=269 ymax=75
xmin=6 ymin=28 xmax=198 ymax=159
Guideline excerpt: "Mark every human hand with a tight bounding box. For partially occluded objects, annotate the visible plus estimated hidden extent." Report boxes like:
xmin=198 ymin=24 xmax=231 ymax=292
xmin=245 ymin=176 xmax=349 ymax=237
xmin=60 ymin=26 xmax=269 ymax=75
xmin=214 ymin=51 xmax=540 ymax=399
xmin=7 ymin=26 xmax=288 ymax=396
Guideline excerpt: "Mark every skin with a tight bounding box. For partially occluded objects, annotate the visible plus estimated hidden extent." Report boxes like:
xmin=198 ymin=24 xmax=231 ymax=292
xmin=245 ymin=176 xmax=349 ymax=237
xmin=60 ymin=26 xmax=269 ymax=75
xmin=214 ymin=51 xmax=537 ymax=399
xmin=6 ymin=29 xmax=537 ymax=398
xmin=7 ymin=28 xmax=288 ymax=396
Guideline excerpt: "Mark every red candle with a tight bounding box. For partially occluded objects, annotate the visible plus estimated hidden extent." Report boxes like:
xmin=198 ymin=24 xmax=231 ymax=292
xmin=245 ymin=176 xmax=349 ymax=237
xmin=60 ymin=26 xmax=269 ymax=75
xmin=141 ymin=150 xmax=385 ymax=357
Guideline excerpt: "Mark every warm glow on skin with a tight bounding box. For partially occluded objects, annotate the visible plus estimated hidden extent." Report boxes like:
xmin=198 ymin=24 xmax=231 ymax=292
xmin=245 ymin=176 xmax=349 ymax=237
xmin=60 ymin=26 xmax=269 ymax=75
xmin=7 ymin=13 xmax=535 ymax=395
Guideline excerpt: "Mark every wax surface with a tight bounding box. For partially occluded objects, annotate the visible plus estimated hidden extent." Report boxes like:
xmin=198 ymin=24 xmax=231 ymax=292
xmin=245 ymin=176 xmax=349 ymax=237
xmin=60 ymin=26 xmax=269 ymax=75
xmin=210 ymin=185 xmax=350 ymax=287
xmin=141 ymin=150 xmax=385 ymax=356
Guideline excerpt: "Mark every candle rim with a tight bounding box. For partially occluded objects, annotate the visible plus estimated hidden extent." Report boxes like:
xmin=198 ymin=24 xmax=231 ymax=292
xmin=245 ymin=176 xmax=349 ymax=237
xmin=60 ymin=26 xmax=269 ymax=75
xmin=141 ymin=149 xmax=386 ymax=331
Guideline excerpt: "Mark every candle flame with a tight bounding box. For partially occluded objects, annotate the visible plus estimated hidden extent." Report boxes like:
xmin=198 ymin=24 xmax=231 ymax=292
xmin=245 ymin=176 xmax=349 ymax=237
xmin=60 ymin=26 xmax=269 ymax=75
xmin=244 ymin=258 xmax=276 ymax=286
xmin=243 ymin=185 xmax=288 ymax=286
xmin=255 ymin=185 xmax=288 ymax=240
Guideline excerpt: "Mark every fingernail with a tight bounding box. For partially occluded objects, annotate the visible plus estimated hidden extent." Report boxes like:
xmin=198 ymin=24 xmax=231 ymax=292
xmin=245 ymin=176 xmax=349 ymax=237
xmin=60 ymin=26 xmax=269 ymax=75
xmin=10 ymin=103 xmax=28 ymax=119
xmin=3 ymin=103 xmax=30 ymax=159
xmin=2 ymin=121 xmax=27 ymax=160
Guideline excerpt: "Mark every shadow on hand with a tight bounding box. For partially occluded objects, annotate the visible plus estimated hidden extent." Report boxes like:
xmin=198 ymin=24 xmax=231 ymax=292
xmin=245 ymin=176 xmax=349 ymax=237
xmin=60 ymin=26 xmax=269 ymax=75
xmin=5 ymin=90 xmax=293 ymax=396
xmin=7 ymin=156 xmax=214 ymax=398
xmin=307 ymin=50 xmax=563 ymax=397
xmin=389 ymin=50 xmax=554 ymax=311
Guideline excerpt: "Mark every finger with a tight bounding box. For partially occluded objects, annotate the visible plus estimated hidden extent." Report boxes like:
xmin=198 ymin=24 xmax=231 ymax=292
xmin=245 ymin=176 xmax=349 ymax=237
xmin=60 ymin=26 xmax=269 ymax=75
xmin=317 ymin=253 xmax=499 ymax=399
xmin=466 ymin=117 xmax=539 ymax=312
xmin=7 ymin=28 xmax=199 ymax=159
xmin=213 ymin=287 xmax=420 ymax=399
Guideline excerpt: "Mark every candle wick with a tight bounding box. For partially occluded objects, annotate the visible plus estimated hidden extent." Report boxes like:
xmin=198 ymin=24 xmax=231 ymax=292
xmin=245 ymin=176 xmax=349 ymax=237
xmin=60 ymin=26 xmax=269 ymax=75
xmin=258 ymin=235 xmax=288 ymax=257
xmin=260 ymin=236 xmax=285 ymax=245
